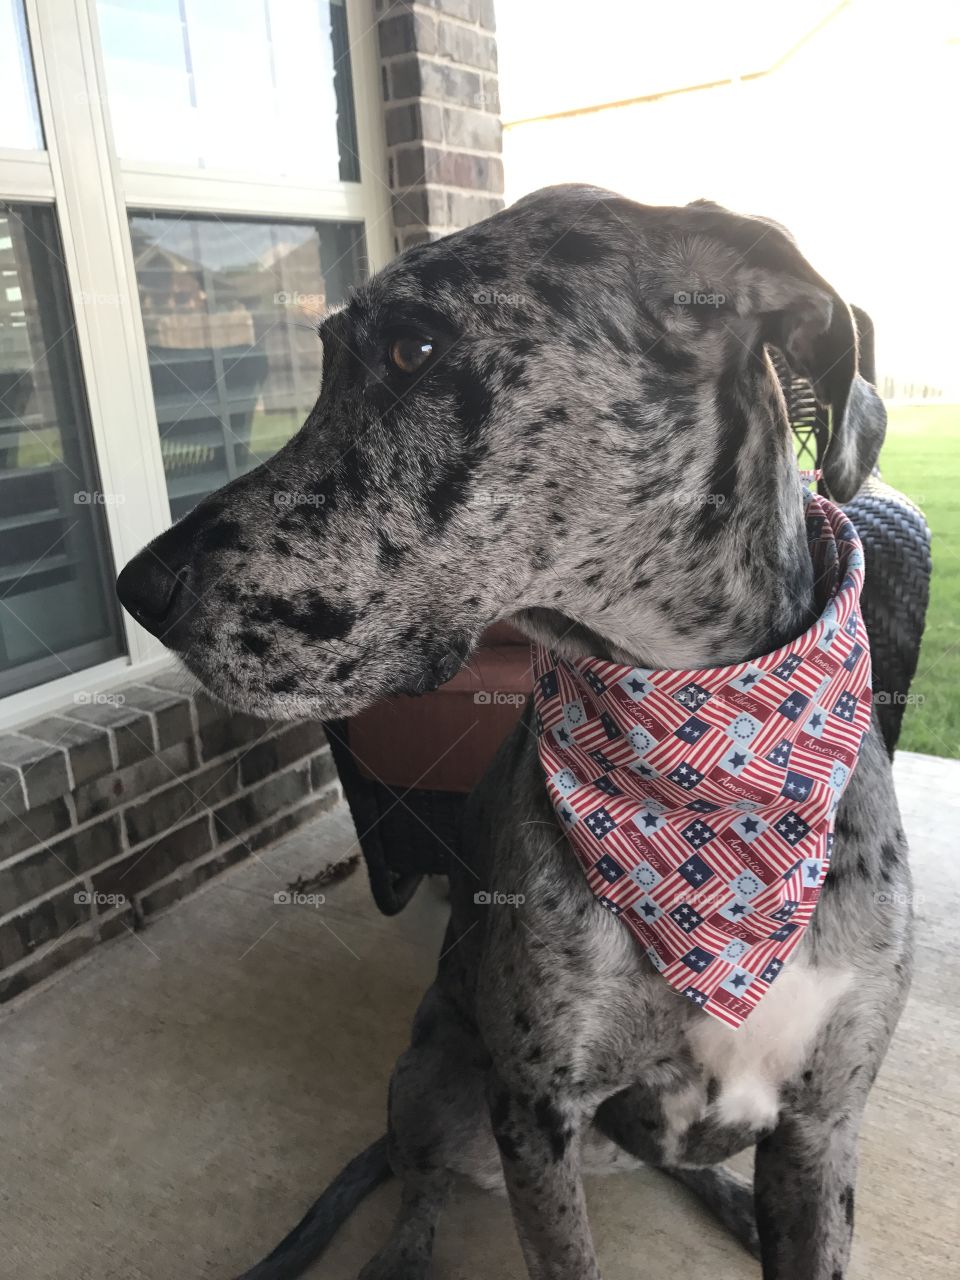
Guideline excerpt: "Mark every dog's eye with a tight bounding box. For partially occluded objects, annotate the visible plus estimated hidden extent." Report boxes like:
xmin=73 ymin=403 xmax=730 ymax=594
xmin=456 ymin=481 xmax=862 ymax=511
xmin=389 ymin=335 xmax=434 ymax=375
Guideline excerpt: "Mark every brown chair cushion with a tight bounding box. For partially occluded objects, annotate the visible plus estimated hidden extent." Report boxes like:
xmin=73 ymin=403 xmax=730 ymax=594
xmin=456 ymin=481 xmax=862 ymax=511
xmin=349 ymin=624 xmax=530 ymax=792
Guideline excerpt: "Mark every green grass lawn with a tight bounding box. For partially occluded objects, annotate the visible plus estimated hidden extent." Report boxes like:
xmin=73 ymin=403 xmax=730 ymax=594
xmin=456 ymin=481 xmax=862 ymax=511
xmin=878 ymin=402 xmax=960 ymax=759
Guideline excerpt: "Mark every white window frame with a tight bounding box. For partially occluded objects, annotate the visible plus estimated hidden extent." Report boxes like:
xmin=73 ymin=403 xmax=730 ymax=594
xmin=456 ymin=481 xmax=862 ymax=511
xmin=0 ymin=0 xmax=393 ymax=728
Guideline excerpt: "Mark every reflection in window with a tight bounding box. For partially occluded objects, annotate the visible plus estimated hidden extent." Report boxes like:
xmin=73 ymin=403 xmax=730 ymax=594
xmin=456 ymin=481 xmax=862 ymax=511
xmin=97 ymin=0 xmax=359 ymax=181
xmin=0 ymin=206 xmax=124 ymax=698
xmin=0 ymin=0 xmax=43 ymax=150
xmin=129 ymin=212 xmax=365 ymax=521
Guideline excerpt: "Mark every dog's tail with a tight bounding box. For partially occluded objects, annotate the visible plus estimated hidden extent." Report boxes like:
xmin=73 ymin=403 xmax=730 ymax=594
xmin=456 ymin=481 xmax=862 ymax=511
xmin=232 ymin=1136 xmax=392 ymax=1280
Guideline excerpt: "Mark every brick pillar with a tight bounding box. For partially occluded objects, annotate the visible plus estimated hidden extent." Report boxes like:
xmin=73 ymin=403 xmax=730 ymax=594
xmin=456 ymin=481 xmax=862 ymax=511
xmin=376 ymin=0 xmax=503 ymax=252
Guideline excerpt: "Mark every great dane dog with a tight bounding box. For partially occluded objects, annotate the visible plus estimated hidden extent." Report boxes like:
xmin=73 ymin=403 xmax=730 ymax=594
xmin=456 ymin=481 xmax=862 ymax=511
xmin=117 ymin=186 xmax=913 ymax=1280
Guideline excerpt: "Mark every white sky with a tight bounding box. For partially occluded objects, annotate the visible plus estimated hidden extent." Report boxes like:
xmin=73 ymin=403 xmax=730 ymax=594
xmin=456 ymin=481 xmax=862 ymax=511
xmin=497 ymin=0 xmax=960 ymax=392
xmin=497 ymin=1 xmax=839 ymax=122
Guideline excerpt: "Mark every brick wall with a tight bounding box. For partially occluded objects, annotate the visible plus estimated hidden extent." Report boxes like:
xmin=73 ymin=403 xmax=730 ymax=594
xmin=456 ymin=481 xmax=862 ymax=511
xmin=378 ymin=0 xmax=503 ymax=250
xmin=0 ymin=672 xmax=339 ymax=1004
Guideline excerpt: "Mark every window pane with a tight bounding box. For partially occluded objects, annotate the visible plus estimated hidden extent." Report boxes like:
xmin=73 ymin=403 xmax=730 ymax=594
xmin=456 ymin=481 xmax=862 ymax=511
xmin=97 ymin=0 xmax=359 ymax=181
xmin=129 ymin=212 xmax=365 ymax=521
xmin=0 ymin=205 xmax=125 ymax=698
xmin=0 ymin=0 xmax=43 ymax=150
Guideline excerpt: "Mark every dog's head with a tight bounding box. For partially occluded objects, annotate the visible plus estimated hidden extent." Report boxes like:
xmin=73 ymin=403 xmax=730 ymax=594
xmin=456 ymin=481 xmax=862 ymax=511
xmin=117 ymin=185 xmax=884 ymax=717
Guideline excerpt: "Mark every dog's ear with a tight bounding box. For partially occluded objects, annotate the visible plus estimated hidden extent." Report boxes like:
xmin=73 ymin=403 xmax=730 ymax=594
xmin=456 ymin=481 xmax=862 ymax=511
xmin=672 ymin=201 xmax=886 ymax=501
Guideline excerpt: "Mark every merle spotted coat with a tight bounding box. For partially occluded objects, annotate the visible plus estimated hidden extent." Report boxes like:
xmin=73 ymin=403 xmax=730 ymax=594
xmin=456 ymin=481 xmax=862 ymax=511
xmin=117 ymin=186 xmax=913 ymax=1280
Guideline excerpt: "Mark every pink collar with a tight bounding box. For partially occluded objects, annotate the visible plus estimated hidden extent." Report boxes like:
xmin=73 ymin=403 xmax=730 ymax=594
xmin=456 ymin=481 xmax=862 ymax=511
xmin=533 ymin=493 xmax=872 ymax=1029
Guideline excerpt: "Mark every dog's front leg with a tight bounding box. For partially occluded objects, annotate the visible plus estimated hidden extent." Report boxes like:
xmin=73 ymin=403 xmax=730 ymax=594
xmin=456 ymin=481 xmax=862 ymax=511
xmin=488 ymin=1075 xmax=602 ymax=1280
xmin=754 ymin=1111 xmax=860 ymax=1280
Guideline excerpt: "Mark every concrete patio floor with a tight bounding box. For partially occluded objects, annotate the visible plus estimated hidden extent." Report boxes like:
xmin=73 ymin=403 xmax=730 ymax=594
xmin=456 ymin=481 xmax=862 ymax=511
xmin=1 ymin=750 xmax=958 ymax=1280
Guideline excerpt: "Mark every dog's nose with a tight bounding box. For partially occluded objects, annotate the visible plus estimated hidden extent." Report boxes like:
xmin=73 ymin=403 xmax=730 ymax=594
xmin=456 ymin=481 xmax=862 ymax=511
xmin=116 ymin=551 xmax=188 ymax=641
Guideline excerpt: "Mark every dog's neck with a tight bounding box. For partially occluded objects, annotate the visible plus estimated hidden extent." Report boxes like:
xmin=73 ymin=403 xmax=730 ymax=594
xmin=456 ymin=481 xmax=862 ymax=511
xmin=513 ymin=357 xmax=817 ymax=671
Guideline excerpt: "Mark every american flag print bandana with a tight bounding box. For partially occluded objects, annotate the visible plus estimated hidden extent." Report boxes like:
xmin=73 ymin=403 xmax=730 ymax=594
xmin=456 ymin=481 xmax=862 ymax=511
xmin=533 ymin=493 xmax=872 ymax=1030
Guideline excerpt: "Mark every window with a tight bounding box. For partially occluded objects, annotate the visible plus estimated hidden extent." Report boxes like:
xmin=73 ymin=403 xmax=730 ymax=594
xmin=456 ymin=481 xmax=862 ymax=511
xmin=0 ymin=0 xmax=43 ymax=151
xmin=129 ymin=212 xmax=365 ymax=519
xmin=0 ymin=206 xmax=124 ymax=698
xmin=0 ymin=0 xmax=390 ymax=716
xmin=97 ymin=0 xmax=359 ymax=181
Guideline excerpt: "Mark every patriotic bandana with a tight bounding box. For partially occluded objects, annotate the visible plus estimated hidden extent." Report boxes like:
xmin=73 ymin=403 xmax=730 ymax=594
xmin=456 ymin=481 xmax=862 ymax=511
xmin=533 ymin=493 xmax=871 ymax=1029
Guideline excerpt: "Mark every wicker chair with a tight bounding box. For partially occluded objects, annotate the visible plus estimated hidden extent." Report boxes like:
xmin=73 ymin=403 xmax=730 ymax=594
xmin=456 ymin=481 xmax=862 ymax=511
xmin=323 ymin=719 xmax=457 ymax=912
xmin=327 ymin=308 xmax=932 ymax=914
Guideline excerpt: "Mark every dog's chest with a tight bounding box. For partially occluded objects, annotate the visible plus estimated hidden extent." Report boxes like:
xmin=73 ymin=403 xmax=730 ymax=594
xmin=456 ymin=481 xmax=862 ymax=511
xmin=652 ymin=960 xmax=854 ymax=1162
xmin=527 ymin=891 xmax=855 ymax=1162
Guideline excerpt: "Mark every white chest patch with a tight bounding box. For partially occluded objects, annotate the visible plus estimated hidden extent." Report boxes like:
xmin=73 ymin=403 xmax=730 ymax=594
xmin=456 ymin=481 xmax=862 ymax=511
xmin=687 ymin=962 xmax=854 ymax=1131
